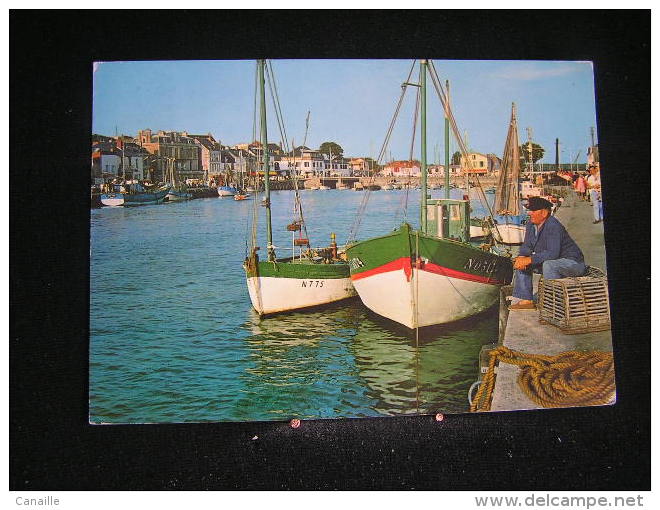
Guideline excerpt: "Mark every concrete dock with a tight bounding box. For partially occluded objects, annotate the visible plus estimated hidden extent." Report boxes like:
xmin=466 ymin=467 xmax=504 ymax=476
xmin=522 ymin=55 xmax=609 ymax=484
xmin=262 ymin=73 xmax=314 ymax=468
xmin=490 ymin=191 xmax=613 ymax=411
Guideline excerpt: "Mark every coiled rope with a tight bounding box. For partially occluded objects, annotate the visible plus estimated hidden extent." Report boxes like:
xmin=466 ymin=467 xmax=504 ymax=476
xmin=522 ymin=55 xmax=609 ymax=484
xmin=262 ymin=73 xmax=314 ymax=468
xmin=470 ymin=346 xmax=615 ymax=412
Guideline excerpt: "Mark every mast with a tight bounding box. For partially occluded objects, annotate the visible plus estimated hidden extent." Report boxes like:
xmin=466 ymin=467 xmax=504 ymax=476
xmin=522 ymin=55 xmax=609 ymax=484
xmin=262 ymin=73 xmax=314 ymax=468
xmin=258 ymin=59 xmax=274 ymax=261
xmin=420 ymin=59 xmax=428 ymax=233
xmin=444 ymin=80 xmax=450 ymax=199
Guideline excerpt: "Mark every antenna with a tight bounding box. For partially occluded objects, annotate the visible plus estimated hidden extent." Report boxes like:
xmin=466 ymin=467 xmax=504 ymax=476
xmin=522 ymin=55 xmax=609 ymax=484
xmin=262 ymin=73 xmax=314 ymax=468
xmin=590 ymin=126 xmax=596 ymax=147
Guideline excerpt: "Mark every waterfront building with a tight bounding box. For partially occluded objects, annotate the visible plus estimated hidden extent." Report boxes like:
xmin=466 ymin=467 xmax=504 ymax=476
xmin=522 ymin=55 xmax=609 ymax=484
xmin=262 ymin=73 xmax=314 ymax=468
xmin=460 ymin=152 xmax=489 ymax=175
xmin=91 ymin=142 xmax=120 ymax=184
xmin=278 ymin=146 xmax=326 ymax=177
xmin=326 ymin=154 xmax=351 ymax=177
xmin=137 ymin=129 xmax=201 ymax=182
xmin=190 ymin=133 xmax=224 ymax=182
xmin=91 ymin=137 xmax=146 ymax=183
xmin=381 ymin=160 xmax=421 ymax=177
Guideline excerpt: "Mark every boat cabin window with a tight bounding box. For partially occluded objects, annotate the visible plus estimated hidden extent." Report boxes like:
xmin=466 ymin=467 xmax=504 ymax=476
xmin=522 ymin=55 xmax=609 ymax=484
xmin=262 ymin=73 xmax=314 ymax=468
xmin=450 ymin=204 xmax=461 ymax=221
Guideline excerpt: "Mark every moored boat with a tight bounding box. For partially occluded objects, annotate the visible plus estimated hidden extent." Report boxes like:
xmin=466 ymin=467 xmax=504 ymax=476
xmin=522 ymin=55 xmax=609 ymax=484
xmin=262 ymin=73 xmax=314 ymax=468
xmin=218 ymin=185 xmax=238 ymax=197
xmin=348 ymin=221 xmax=512 ymax=328
xmin=346 ymin=59 xmax=512 ymax=329
xmin=243 ymin=59 xmax=356 ymax=316
xmin=490 ymin=103 xmax=526 ymax=245
xmin=100 ymin=182 xmax=171 ymax=207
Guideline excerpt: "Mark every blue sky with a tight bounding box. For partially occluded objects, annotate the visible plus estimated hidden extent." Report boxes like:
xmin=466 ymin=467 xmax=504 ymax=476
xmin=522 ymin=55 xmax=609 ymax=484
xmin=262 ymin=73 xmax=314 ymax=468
xmin=92 ymin=59 xmax=597 ymax=164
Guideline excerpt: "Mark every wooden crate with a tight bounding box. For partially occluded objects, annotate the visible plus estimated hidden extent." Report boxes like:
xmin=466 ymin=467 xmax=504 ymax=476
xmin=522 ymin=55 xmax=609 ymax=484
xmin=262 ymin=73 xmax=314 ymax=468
xmin=538 ymin=266 xmax=610 ymax=334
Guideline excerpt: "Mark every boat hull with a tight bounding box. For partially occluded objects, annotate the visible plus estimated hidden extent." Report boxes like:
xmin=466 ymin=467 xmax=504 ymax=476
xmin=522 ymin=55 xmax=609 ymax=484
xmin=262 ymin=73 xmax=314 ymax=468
xmin=100 ymin=188 xmax=169 ymax=207
xmin=166 ymin=190 xmax=193 ymax=201
xmin=346 ymin=224 xmax=513 ymax=328
xmin=217 ymin=186 xmax=238 ymax=197
xmin=494 ymin=223 xmax=525 ymax=244
xmin=244 ymin=255 xmax=357 ymax=315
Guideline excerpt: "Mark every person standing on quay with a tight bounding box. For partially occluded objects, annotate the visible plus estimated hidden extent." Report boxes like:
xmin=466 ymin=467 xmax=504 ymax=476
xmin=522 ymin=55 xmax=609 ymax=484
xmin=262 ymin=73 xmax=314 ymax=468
xmin=509 ymin=196 xmax=586 ymax=311
xmin=575 ymin=173 xmax=587 ymax=201
xmin=587 ymin=166 xmax=603 ymax=223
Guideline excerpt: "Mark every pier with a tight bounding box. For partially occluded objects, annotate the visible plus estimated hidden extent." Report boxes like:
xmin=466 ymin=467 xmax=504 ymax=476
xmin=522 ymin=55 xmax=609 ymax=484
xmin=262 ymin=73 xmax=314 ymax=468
xmin=490 ymin=190 xmax=611 ymax=411
xmin=304 ymin=174 xmax=498 ymax=189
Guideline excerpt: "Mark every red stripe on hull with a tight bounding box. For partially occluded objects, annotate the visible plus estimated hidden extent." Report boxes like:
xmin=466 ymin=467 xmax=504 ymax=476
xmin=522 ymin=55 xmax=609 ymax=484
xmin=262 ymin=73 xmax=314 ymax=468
xmin=351 ymin=257 xmax=506 ymax=285
xmin=351 ymin=257 xmax=412 ymax=282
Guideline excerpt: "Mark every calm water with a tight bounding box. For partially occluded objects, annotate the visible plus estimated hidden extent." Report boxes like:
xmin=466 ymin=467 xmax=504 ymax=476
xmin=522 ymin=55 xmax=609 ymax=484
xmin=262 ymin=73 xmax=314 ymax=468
xmin=90 ymin=188 xmax=500 ymax=423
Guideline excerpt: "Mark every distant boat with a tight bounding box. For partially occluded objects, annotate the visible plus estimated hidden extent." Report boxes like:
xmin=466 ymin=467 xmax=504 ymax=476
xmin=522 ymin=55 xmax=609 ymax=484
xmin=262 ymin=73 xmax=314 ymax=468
xmin=365 ymin=184 xmax=381 ymax=191
xmin=164 ymin=157 xmax=193 ymax=202
xmin=100 ymin=182 xmax=170 ymax=207
xmin=218 ymin=185 xmax=239 ymax=197
xmin=520 ymin=180 xmax=542 ymax=198
xmin=382 ymin=184 xmax=394 ymax=190
xmin=491 ymin=103 xmax=526 ymax=245
xmin=470 ymin=217 xmax=488 ymax=239
xmin=484 ymin=186 xmax=496 ymax=194
xmin=234 ymin=193 xmax=249 ymax=201
xmin=318 ymin=185 xmax=331 ymax=190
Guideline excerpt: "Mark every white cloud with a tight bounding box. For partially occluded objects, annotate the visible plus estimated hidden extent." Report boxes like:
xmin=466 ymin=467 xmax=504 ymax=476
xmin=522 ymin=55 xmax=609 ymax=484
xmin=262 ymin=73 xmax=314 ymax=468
xmin=489 ymin=62 xmax=588 ymax=81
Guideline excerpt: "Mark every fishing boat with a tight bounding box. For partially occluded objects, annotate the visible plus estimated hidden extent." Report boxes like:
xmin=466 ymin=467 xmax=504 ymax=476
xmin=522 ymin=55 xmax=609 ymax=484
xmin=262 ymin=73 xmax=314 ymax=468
xmin=243 ymin=59 xmax=356 ymax=316
xmin=217 ymin=184 xmax=238 ymax=197
xmin=520 ymin=180 xmax=542 ymax=198
xmin=100 ymin=181 xmax=170 ymax=207
xmin=164 ymin=158 xmax=192 ymax=202
xmin=491 ymin=103 xmax=526 ymax=245
xmin=346 ymin=60 xmax=512 ymax=329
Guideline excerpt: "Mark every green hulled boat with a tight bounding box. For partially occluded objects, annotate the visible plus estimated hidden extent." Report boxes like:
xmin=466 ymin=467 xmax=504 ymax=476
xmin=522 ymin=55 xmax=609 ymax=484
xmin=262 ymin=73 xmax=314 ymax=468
xmin=243 ymin=60 xmax=356 ymax=316
xmin=346 ymin=59 xmax=512 ymax=329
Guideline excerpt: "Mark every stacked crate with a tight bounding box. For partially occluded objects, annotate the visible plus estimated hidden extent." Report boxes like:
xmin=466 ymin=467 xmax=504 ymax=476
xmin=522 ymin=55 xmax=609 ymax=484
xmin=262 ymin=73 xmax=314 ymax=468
xmin=538 ymin=266 xmax=610 ymax=334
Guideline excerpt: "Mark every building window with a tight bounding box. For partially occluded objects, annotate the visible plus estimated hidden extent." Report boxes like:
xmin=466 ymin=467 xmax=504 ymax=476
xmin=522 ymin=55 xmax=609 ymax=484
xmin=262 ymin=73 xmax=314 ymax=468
xmin=304 ymin=162 xmax=309 ymax=167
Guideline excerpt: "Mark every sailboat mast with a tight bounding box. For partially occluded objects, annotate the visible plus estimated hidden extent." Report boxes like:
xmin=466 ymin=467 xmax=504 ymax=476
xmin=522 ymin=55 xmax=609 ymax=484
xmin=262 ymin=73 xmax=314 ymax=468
xmin=444 ymin=80 xmax=450 ymax=199
xmin=258 ymin=59 xmax=274 ymax=260
xmin=420 ymin=59 xmax=428 ymax=233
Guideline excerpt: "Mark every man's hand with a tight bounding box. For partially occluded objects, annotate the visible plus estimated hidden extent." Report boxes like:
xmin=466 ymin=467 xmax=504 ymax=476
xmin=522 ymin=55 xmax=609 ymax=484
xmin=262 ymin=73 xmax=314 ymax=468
xmin=513 ymin=256 xmax=532 ymax=270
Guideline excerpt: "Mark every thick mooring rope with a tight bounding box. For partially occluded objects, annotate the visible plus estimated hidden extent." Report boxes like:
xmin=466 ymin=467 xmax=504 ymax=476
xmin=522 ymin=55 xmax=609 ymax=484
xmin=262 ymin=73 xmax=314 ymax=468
xmin=470 ymin=346 xmax=615 ymax=412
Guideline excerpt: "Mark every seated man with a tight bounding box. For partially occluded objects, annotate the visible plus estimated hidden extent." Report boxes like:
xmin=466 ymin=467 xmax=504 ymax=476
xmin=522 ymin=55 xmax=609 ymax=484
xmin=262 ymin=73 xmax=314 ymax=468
xmin=509 ymin=196 xmax=586 ymax=310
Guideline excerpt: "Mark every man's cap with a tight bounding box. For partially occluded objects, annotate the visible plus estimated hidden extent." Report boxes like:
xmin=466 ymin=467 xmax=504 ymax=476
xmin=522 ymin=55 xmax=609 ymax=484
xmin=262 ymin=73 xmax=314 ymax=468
xmin=525 ymin=196 xmax=554 ymax=211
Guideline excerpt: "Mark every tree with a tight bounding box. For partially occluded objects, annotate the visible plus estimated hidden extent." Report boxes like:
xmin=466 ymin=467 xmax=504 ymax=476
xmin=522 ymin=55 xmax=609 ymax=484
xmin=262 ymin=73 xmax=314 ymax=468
xmin=318 ymin=141 xmax=344 ymax=157
xmin=519 ymin=142 xmax=545 ymax=166
xmin=451 ymin=151 xmax=462 ymax=165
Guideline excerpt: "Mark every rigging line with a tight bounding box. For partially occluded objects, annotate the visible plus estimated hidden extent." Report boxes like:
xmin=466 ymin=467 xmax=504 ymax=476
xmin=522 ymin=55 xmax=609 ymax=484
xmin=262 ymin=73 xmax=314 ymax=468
xmin=414 ymin=230 xmax=421 ymax=414
xmin=393 ymin=79 xmax=420 ymax=229
xmin=265 ymin=61 xmax=312 ymax=249
xmin=253 ymin=61 xmax=258 ymax=145
xmin=428 ymin=61 xmax=504 ymax=244
xmin=265 ymin=61 xmax=290 ymax=152
xmin=346 ymin=60 xmax=417 ymax=246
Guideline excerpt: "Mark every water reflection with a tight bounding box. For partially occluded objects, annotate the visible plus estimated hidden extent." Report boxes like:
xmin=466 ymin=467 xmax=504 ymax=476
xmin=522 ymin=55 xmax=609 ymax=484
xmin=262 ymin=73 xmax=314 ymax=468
xmin=238 ymin=299 xmax=498 ymax=419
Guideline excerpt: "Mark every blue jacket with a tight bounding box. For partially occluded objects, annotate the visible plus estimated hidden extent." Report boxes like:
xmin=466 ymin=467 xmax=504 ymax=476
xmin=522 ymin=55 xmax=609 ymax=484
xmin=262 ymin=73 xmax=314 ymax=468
xmin=519 ymin=215 xmax=584 ymax=267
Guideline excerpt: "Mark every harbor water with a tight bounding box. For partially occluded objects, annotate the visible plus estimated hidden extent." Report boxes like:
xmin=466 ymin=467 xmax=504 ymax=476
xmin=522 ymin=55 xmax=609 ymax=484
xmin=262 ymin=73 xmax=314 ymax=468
xmin=90 ymin=188 xmax=501 ymax=423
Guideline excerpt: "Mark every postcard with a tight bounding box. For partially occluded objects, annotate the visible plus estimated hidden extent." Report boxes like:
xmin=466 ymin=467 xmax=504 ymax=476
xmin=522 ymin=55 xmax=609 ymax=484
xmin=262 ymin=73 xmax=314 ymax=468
xmin=90 ymin=59 xmax=613 ymax=424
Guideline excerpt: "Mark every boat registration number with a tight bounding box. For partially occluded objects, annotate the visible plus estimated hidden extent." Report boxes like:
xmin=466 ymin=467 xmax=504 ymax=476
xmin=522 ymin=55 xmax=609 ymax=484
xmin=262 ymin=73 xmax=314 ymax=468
xmin=301 ymin=280 xmax=324 ymax=288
